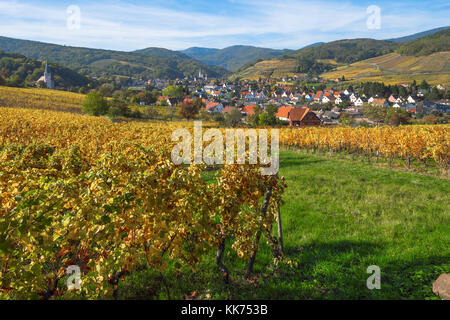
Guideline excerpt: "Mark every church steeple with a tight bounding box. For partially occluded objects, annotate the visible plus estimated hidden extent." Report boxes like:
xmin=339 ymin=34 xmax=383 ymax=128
xmin=45 ymin=61 xmax=49 ymax=74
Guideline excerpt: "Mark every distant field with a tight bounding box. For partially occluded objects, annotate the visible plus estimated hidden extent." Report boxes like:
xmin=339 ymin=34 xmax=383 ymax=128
xmin=232 ymin=58 xmax=304 ymax=80
xmin=322 ymin=52 xmax=450 ymax=85
xmin=0 ymin=86 xmax=85 ymax=113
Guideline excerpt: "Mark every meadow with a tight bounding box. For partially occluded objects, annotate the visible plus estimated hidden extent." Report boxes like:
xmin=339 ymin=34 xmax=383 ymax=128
xmin=120 ymin=151 xmax=450 ymax=299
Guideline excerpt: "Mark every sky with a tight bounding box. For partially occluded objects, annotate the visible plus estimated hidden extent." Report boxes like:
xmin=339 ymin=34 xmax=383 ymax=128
xmin=0 ymin=0 xmax=449 ymax=51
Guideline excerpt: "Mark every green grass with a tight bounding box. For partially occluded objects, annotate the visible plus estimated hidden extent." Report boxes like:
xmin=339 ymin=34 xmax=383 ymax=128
xmin=118 ymin=151 xmax=450 ymax=300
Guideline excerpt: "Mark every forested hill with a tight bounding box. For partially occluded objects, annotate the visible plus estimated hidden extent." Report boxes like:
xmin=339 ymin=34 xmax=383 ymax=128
xmin=396 ymin=28 xmax=450 ymax=56
xmin=286 ymin=38 xmax=399 ymax=64
xmin=0 ymin=37 xmax=229 ymax=79
xmin=178 ymin=45 xmax=292 ymax=71
xmin=0 ymin=51 xmax=91 ymax=90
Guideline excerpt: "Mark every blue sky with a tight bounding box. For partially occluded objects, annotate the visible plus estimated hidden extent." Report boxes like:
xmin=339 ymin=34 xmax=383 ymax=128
xmin=0 ymin=0 xmax=449 ymax=51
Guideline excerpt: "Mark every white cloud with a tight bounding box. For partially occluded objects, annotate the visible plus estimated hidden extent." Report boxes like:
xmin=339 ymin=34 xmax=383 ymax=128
xmin=0 ymin=0 xmax=448 ymax=50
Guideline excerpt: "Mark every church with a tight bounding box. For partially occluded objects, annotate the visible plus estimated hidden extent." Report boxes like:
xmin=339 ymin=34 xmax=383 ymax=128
xmin=36 ymin=61 xmax=54 ymax=89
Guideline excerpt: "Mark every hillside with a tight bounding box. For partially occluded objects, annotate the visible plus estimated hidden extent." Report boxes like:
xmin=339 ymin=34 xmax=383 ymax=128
xmin=0 ymin=37 xmax=229 ymax=79
xmin=233 ymin=39 xmax=398 ymax=80
xmin=0 ymin=51 xmax=91 ymax=90
xmin=321 ymin=52 xmax=450 ymax=85
xmin=177 ymin=47 xmax=220 ymax=59
xmin=179 ymin=45 xmax=292 ymax=71
xmin=234 ymin=28 xmax=450 ymax=82
xmin=231 ymin=58 xmax=300 ymax=80
xmin=0 ymin=85 xmax=85 ymax=113
xmin=287 ymin=39 xmax=399 ymax=64
xmin=387 ymin=26 xmax=450 ymax=42
xmin=396 ymin=28 xmax=450 ymax=56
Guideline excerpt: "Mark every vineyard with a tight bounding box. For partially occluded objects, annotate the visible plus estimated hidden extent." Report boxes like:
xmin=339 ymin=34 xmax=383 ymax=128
xmin=0 ymin=107 xmax=449 ymax=300
xmin=0 ymin=108 xmax=286 ymax=299
xmin=0 ymin=86 xmax=85 ymax=113
xmin=280 ymin=126 xmax=450 ymax=174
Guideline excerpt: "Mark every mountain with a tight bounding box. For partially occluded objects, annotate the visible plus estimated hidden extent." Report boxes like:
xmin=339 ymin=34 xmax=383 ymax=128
xmin=233 ymin=27 xmax=450 ymax=82
xmin=179 ymin=47 xmax=220 ymax=59
xmin=387 ymin=26 xmax=450 ymax=42
xmin=178 ymin=45 xmax=292 ymax=71
xmin=396 ymin=28 xmax=450 ymax=56
xmin=132 ymin=47 xmax=193 ymax=60
xmin=0 ymin=37 xmax=229 ymax=80
xmin=0 ymin=51 xmax=91 ymax=89
xmin=287 ymin=39 xmax=399 ymax=64
xmin=300 ymin=42 xmax=325 ymax=49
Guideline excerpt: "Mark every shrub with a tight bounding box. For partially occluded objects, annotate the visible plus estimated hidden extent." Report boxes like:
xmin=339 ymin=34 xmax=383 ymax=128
xmin=82 ymin=91 xmax=109 ymax=116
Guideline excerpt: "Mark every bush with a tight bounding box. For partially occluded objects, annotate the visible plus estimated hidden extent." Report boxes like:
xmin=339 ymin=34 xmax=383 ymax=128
xmin=143 ymin=107 xmax=160 ymax=119
xmin=82 ymin=91 xmax=109 ymax=116
xmin=107 ymin=99 xmax=131 ymax=118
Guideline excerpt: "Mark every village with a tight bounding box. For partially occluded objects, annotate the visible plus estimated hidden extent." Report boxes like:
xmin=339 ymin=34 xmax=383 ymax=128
xmin=141 ymin=71 xmax=450 ymax=126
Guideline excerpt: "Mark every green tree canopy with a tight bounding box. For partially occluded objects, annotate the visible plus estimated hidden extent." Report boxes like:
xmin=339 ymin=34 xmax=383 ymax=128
xmin=162 ymin=85 xmax=184 ymax=98
xmin=82 ymin=91 xmax=109 ymax=116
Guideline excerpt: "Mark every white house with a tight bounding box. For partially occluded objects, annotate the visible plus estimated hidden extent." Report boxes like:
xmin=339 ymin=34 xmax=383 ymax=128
xmin=407 ymin=96 xmax=418 ymax=104
xmin=354 ymin=97 xmax=367 ymax=107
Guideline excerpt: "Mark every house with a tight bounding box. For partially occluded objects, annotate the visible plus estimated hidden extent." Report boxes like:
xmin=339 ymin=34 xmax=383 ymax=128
xmin=350 ymin=93 xmax=359 ymax=103
xmin=407 ymin=95 xmax=419 ymax=104
xmin=167 ymin=98 xmax=183 ymax=106
xmin=354 ymin=97 xmax=367 ymax=107
xmin=322 ymin=94 xmax=336 ymax=104
xmin=242 ymin=105 xmax=258 ymax=117
xmin=256 ymin=92 xmax=266 ymax=100
xmin=276 ymin=106 xmax=295 ymax=122
xmin=222 ymin=106 xmax=239 ymax=115
xmin=206 ymin=102 xmax=224 ymax=113
xmin=395 ymin=97 xmax=406 ymax=104
xmin=369 ymin=98 xmax=389 ymax=107
xmin=314 ymin=91 xmax=324 ymax=102
xmin=304 ymin=94 xmax=313 ymax=101
xmin=289 ymin=107 xmax=321 ymax=127
xmin=322 ymin=111 xmax=340 ymax=120
xmin=417 ymin=89 xmax=429 ymax=97
xmin=388 ymin=95 xmax=398 ymax=103
xmin=392 ymin=103 xmax=405 ymax=109
xmin=335 ymin=94 xmax=349 ymax=105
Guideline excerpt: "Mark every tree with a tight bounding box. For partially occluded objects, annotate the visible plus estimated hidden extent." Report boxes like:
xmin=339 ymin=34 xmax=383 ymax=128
xmin=247 ymin=106 xmax=262 ymax=128
xmin=82 ymin=91 xmax=109 ymax=116
xmin=258 ymin=105 xmax=278 ymax=126
xmin=107 ymin=99 xmax=131 ymax=118
xmin=0 ymin=75 xmax=5 ymax=86
xmin=37 ymin=80 xmax=47 ymax=89
xmin=426 ymin=87 xmax=443 ymax=101
xmin=386 ymin=108 xmax=411 ymax=126
xmin=418 ymin=80 xmax=430 ymax=90
xmin=179 ymin=101 xmax=200 ymax=120
xmin=162 ymin=85 xmax=184 ymax=98
xmin=224 ymin=108 xmax=243 ymax=127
